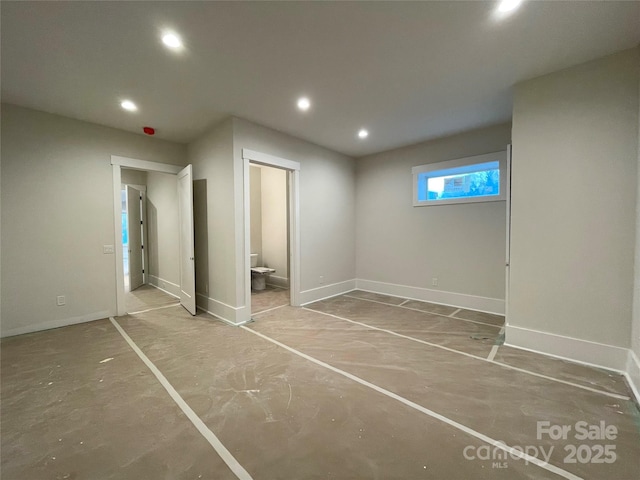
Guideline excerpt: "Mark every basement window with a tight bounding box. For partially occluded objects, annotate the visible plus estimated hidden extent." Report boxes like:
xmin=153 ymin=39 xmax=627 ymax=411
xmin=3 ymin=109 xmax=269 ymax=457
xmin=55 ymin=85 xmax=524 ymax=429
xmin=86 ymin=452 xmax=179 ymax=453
xmin=412 ymin=151 xmax=507 ymax=206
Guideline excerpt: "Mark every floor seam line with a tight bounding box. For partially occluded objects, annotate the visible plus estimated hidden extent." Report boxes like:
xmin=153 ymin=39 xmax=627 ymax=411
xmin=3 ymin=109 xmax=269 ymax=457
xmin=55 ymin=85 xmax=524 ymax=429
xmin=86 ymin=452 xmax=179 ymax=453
xmin=302 ymin=307 xmax=630 ymax=401
xmin=342 ymin=295 xmax=502 ymax=329
xmin=486 ymin=326 xmax=506 ymax=362
xmin=108 ymin=317 xmax=254 ymax=480
xmin=241 ymin=325 xmax=582 ymax=480
xmin=126 ymin=303 xmax=181 ymax=315
xmin=252 ymin=303 xmax=289 ymax=316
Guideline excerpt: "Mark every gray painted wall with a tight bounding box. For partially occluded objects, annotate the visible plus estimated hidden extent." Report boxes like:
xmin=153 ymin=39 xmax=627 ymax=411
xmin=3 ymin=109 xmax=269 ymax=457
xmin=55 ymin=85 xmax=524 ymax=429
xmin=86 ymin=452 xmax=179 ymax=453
xmin=0 ymin=104 xmax=187 ymax=336
xmin=249 ymin=165 xmax=263 ymax=261
xmin=355 ymin=123 xmax=511 ymax=302
xmin=188 ymin=118 xmax=237 ymax=310
xmin=260 ymin=166 xmax=288 ymax=284
xmin=121 ymin=168 xmax=147 ymax=186
xmin=146 ymin=171 xmax=180 ymax=288
xmin=510 ymin=48 xmax=639 ymax=348
xmin=631 ymin=57 xmax=640 ymax=383
xmin=232 ymin=117 xmax=356 ymax=294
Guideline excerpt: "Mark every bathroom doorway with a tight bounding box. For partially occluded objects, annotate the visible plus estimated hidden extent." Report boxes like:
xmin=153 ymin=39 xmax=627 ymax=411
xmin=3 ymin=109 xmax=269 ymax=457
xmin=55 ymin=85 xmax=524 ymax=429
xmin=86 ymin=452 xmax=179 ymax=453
xmin=249 ymin=162 xmax=290 ymax=314
xmin=243 ymin=148 xmax=301 ymax=321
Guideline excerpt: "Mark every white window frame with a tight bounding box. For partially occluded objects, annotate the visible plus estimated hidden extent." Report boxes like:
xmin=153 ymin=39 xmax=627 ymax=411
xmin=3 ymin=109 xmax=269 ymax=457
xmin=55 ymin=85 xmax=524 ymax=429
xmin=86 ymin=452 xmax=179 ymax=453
xmin=412 ymin=150 xmax=507 ymax=207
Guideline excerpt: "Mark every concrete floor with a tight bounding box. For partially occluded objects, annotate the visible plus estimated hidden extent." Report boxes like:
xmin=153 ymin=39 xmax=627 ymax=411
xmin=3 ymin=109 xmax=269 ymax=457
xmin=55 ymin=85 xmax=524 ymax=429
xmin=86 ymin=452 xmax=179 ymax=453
xmin=125 ymin=284 xmax=179 ymax=313
xmin=2 ymin=290 xmax=639 ymax=479
xmin=251 ymin=285 xmax=290 ymax=315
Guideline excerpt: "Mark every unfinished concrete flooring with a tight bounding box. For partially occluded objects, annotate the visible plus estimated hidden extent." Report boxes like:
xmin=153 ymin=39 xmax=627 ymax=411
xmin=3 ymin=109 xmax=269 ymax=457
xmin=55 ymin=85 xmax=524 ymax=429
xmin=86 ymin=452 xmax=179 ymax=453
xmin=2 ymin=290 xmax=639 ymax=479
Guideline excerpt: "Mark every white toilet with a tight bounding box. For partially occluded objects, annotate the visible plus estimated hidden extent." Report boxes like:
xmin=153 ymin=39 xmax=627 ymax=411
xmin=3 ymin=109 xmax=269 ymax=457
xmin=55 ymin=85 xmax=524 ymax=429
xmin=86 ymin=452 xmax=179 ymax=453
xmin=250 ymin=254 xmax=275 ymax=291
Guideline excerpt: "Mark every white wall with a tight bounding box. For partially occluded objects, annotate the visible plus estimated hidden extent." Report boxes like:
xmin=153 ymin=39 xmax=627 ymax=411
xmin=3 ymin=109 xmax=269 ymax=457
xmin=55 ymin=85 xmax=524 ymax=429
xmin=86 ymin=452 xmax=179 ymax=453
xmin=121 ymin=168 xmax=147 ymax=186
xmin=355 ymin=123 xmax=511 ymax=312
xmin=188 ymin=118 xmax=238 ymax=321
xmin=630 ymin=62 xmax=640 ymax=396
xmin=233 ymin=117 xmax=356 ymax=312
xmin=0 ymin=104 xmax=187 ymax=336
xmin=146 ymin=171 xmax=180 ymax=296
xmin=260 ymin=166 xmax=288 ymax=286
xmin=509 ymin=48 xmax=639 ymax=368
xmin=249 ymin=165 xmax=263 ymax=260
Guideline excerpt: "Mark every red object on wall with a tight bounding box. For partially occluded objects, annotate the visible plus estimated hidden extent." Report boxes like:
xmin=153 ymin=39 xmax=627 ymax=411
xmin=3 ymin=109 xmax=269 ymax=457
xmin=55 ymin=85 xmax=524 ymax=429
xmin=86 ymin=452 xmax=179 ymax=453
xmin=143 ymin=126 xmax=155 ymax=135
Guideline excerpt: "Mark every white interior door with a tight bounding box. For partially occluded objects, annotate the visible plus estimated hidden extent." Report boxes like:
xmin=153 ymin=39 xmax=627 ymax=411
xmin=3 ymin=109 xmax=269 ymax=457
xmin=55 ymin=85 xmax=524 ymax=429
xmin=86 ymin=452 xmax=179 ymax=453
xmin=126 ymin=185 xmax=144 ymax=291
xmin=177 ymin=165 xmax=196 ymax=315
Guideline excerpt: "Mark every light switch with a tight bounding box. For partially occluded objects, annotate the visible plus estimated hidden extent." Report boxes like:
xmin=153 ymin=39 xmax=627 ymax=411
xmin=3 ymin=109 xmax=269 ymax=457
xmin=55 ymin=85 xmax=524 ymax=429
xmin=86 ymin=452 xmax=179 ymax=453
xmin=103 ymin=245 xmax=115 ymax=254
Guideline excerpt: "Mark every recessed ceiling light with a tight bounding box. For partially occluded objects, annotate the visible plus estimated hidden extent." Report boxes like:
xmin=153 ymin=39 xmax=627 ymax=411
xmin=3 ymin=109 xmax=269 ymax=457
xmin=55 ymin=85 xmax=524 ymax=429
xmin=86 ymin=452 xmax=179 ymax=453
xmin=497 ymin=0 xmax=523 ymax=14
xmin=297 ymin=97 xmax=311 ymax=111
xmin=120 ymin=100 xmax=138 ymax=112
xmin=358 ymin=129 xmax=369 ymax=139
xmin=162 ymin=31 xmax=183 ymax=50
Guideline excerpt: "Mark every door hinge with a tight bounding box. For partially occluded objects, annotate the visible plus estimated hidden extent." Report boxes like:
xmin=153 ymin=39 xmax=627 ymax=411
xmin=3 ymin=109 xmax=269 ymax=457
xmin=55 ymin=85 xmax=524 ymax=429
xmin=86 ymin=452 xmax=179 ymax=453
xmin=140 ymin=220 xmax=143 ymax=225
xmin=141 ymin=245 xmax=144 ymax=249
xmin=142 ymin=269 xmax=145 ymax=274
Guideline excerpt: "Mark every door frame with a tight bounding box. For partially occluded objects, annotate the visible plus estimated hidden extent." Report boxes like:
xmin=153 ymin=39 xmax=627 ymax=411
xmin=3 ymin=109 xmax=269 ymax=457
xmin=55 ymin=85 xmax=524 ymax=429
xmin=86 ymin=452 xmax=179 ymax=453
xmin=504 ymin=144 xmax=512 ymax=326
xmin=111 ymin=156 xmax=182 ymax=316
xmin=242 ymin=149 xmax=301 ymax=318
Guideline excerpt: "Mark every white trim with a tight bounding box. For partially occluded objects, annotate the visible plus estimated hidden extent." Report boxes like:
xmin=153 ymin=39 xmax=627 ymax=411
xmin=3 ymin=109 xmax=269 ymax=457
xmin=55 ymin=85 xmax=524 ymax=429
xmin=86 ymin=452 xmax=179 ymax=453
xmin=1 ymin=310 xmax=112 ymax=338
xmin=148 ymin=275 xmax=181 ymax=299
xmin=242 ymin=149 xmax=301 ymax=171
xmin=242 ymin=326 xmax=582 ymax=480
xmin=299 ymin=280 xmax=356 ymax=306
xmin=112 ymin=164 xmax=126 ymax=316
xmin=504 ymin=325 xmax=629 ymax=373
xmin=195 ymin=293 xmax=248 ymax=325
xmin=110 ymin=318 xmax=254 ymax=480
xmin=624 ymin=350 xmax=640 ymax=404
xmin=355 ymin=279 xmax=504 ymax=315
xmin=266 ymin=275 xmax=289 ymax=289
xmin=111 ymin=155 xmax=182 ymax=174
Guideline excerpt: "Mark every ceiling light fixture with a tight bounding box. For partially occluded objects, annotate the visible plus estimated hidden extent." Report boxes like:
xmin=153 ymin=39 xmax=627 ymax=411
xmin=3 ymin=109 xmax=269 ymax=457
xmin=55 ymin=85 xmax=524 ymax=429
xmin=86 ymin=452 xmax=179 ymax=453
xmin=358 ymin=129 xmax=369 ymax=139
xmin=162 ymin=31 xmax=183 ymax=50
xmin=496 ymin=0 xmax=523 ymax=14
xmin=120 ymin=100 xmax=138 ymax=112
xmin=297 ymin=97 xmax=311 ymax=111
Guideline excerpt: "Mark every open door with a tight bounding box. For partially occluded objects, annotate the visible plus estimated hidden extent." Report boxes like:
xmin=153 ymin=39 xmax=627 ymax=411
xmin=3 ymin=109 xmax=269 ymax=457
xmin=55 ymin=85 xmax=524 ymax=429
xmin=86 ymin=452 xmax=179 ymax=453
xmin=177 ymin=165 xmax=196 ymax=315
xmin=126 ymin=185 xmax=144 ymax=291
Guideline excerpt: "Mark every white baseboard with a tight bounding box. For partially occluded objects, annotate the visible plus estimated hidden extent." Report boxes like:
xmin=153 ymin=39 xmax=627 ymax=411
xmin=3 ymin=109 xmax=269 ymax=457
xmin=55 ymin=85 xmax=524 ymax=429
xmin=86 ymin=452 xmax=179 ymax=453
xmin=626 ymin=350 xmax=640 ymax=404
xmin=195 ymin=293 xmax=249 ymax=325
xmin=0 ymin=310 xmax=113 ymax=338
xmin=299 ymin=279 xmax=356 ymax=306
xmin=148 ymin=275 xmax=180 ymax=298
xmin=355 ymin=279 xmax=504 ymax=315
xmin=505 ymin=325 xmax=629 ymax=373
xmin=266 ymin=275 xmax=289 ymax=289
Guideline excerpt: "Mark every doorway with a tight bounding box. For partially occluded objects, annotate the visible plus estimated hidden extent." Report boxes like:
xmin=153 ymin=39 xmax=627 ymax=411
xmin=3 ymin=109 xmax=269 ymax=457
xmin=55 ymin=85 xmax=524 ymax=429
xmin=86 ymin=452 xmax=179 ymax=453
xmin=111 ymin=156 xmax=196 ymax=316
xmin=249 ymin=163 xmax=290 ymax=314
xmin=243 ymin=149 xmax=301 ymax=322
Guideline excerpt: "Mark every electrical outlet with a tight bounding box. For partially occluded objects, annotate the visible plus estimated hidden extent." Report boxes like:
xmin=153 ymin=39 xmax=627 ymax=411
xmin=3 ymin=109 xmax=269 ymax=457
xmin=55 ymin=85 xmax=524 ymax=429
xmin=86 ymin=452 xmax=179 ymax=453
xmin=319 ymin=276 xmax=325 ymax=285
xmin=56 ymin=295 xmax=66 ymax=306
xmin=103 ymin=245 xmax=114 ymax=254
xmin=431 ymin=277 xmax=438 ymax=287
